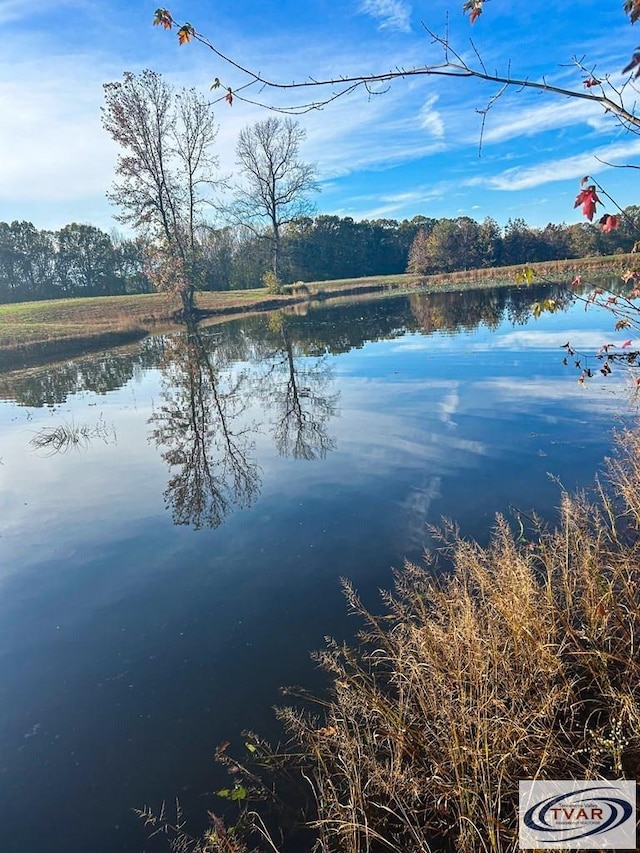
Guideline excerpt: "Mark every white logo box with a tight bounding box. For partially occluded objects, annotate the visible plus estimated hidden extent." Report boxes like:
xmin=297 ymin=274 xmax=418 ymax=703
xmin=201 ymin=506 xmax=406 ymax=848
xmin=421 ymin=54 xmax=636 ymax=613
xmin=519 ymin=780 xmax=636 ymax=849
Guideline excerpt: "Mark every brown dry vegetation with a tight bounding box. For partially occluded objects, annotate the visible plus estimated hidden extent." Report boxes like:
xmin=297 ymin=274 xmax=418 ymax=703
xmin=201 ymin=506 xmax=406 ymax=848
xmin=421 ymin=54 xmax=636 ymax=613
xmin=148 ymin=427 xmax=640 ymax=853
xmin=278 ymin=429 xmax=640 ymax=853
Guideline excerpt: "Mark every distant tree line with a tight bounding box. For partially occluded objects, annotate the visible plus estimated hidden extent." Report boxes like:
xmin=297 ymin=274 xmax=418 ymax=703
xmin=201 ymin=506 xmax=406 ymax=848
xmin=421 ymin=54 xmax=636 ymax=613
xmin=405 ymin=211 xmax=640 ymax=274
xmin=0 ymin=221 xmax=150 ymax=303
xmin=2 ymin=209 xmax=639 ymax=304
xmin=204 ymin=215 xmax=426 ymax=290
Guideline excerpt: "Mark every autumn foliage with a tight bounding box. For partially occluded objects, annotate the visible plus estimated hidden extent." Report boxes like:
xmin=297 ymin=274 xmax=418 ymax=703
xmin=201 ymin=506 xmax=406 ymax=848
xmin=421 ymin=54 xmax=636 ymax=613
xmin=624 ymin=0 xmax=640 ymax=24
xmin=463 ymin=0 xmax=484 ymax=24
xmin=574 ymin=177 xmax=621 ymax=234
xmin=600 ymin=213 xmax=620 ymax=232
xmin=152 ymin=8 xmax=172 ymax=29
xmin=574 ymin=182 xmax=601 ymax=222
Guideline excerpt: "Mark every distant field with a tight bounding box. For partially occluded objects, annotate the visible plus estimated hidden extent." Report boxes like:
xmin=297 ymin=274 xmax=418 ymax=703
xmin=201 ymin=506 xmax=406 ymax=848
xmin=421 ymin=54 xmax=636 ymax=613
xmin=0 ymin=289 xmax=278 ymax=356
xmin=0 ymin=281 xmax=412 ymax=363
xmin=0 ymin=253 xmax=633 ymax=370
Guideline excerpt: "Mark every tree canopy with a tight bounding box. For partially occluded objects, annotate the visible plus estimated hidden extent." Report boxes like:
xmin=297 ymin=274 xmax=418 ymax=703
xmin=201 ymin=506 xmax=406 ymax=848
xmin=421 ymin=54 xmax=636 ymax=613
xmin=102 ymin=69 xmax=220 ymax=315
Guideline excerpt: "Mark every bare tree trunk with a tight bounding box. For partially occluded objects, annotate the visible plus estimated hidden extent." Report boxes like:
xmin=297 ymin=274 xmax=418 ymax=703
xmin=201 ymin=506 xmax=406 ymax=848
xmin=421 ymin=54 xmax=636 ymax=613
xmin=233 ymin=117 xmax=318 ymax=285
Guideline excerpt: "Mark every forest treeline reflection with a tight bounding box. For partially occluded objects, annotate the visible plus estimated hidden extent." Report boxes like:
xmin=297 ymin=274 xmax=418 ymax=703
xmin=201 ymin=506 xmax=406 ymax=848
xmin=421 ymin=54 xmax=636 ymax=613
xmin=5 ymin=283 xmax=576 ymax=528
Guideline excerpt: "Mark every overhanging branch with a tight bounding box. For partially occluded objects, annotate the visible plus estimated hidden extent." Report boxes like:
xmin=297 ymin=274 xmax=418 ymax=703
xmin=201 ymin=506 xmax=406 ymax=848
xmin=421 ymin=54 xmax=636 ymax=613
xmin=154 ymin=11 xmax=640 ymax=127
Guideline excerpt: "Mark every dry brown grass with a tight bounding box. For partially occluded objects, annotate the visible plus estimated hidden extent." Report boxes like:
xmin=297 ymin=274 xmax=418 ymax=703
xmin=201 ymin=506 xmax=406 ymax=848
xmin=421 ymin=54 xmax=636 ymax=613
xmin=148 ymin=429 xmax=640 ymax=853
xmin=270 ymin=428 xmax=640 ymax=853
xmin=303 ymin=253 xmax=637 ymax=293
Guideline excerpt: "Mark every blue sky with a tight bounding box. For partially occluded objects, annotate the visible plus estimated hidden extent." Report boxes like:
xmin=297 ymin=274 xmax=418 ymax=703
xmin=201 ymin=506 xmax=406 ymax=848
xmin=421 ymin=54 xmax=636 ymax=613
xmin=2 ymin=0 xmax=640 ymax=233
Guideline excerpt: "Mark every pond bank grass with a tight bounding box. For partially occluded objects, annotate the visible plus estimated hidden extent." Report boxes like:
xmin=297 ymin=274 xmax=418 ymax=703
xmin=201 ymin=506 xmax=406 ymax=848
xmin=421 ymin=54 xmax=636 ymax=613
xmin=0 ymin=292 xmax=176 ymax=370
xmin=270 ymin=428 xmax=640 ymax=853
xmin=159 ymin=428 xmax=640 ymax=853
xmin=0 ymin=252 xmax=634 ymax=370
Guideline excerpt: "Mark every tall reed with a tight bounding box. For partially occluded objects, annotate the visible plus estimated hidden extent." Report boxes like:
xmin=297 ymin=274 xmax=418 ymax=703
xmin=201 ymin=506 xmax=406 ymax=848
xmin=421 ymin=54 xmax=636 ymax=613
xmin=276 ymin=429 xmax=640 ymax=853
xmin=146 ymin=429 xmax=640 ymax=853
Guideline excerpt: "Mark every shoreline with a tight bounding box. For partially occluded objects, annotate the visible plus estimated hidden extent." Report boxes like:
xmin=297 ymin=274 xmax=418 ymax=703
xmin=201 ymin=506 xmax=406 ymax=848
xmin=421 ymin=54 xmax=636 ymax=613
xmin=0 ymin=255 xmax=631 ymax=372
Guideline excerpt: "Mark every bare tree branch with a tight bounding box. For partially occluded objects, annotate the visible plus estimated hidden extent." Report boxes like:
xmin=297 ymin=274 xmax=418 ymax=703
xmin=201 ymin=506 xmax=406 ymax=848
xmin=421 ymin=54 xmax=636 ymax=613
xmin=155 ymin=12 xmax=640 ymax=128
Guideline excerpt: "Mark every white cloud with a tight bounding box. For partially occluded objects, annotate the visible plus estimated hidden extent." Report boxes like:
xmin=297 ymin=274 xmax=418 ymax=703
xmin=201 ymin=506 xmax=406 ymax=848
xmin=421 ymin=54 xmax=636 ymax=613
xmin=343 ymin=182 xmax=451 ymax=219
xmin=489 ymin=329 xmax=626 ymax=350
xmin=419 ymin=94 xmax=444 ymax=138
xmin=439 ymin=385 xmax=459 ymax=426
xmin=467 ymin=139 xmax=640 ymax=191
xmin=299 ymin=89 xmax=447 ymax=179
xmin=0 ymin=0 xmax=83 ymax=24
xmin=0 ymin=54 xmax=120 ymax=215
xmin=400 ymin=474 xmax=442 ymax=549
xmin=474 ymin=377 xmax=630 ymax=412
xmin=481 ymin=99 xmax=603 ymax=145
xmin=360 ymin=0 xmax=412 ymax=32
xmin=0 ymin=0 xmax=31 ymax=22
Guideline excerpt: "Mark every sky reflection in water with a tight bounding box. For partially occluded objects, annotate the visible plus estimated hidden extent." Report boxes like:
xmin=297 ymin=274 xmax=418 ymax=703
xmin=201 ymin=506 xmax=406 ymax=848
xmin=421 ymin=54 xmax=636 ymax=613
xmin=0 ymin=285 xmax=634 ymax=853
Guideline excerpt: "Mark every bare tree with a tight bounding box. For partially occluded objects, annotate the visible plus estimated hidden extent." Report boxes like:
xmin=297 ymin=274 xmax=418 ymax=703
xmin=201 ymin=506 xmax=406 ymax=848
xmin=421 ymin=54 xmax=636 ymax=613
xmin=232 ymin=118 xmax=318 ymax=280
xmin=149 ymin=326 xmax=260 ymax=529
xmin=102 ymin=70 xmax=220 ymax=316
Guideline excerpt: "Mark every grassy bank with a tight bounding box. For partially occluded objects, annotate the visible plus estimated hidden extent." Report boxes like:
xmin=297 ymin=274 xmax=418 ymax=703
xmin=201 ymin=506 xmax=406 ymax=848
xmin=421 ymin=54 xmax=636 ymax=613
xmin=288 ymin=434 xmax=640 ymax=853
xmin=0 ymin=292 xmax=173 ymax=370
xmin=0 ymin=252 xmax=633 ymax=370
xmin=150 ymin=429 xmax=640 ymax=853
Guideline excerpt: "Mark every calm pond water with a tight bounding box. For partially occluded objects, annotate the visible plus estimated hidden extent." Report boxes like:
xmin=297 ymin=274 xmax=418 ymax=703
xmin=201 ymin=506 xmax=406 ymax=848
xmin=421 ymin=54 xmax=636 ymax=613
xmin=0 ymin=284 xmax=635 ymax=853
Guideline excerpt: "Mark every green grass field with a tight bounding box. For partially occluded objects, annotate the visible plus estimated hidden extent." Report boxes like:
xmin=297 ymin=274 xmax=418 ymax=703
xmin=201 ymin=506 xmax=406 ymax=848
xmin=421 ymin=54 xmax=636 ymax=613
xmin=0 ymin=281 xmax=411 ymax=359
xmin=0 ymin=253 xmax=634 ymax=370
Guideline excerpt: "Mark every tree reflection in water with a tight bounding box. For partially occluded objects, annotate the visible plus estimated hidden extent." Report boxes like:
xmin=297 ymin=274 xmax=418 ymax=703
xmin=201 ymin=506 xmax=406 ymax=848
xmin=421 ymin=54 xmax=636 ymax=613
xmin=149 ymin=324 xmax=260 ymax=529
xmin=8 ymin=284 xmax=581 ymax=528
xmin=257 ymin=312 xmax=339 ymax=461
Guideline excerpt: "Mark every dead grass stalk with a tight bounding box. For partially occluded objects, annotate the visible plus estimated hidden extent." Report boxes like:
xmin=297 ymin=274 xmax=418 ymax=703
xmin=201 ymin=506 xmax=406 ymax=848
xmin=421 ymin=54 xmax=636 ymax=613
xmin=145 ymin=430 xmax=640 ymax=853
xmin=273 ymin=429 xmax=640 ymax=853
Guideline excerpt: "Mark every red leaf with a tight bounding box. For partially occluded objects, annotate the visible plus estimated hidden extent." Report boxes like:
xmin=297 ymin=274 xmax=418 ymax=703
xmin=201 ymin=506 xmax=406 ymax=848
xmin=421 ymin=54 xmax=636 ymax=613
xmin=599 ymin=213 xmax=620 ymax=232
xmin=583 ymin=78 xmax=599 ymax=88
xmin=571 ymin=275 xmax=582 ymax=286
xmin=225 ymin=89 xmax=234 ymax=105
xmin=463 ymin=0 xmax=483 ymax=23
xmin=624 ymin=1 xmax=640 ymax=24
xmin=215 ymin=740 xmax=231 ymax=757
xmin=574 ymin=185 xmax=600 ymax=221
xmin=177 ymin=23 xmax=195 ymax=44
xmin=622 ymin=339 xmax=633 ymax=348
xmin=153 ymin=8 xmax=173 ymax=29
